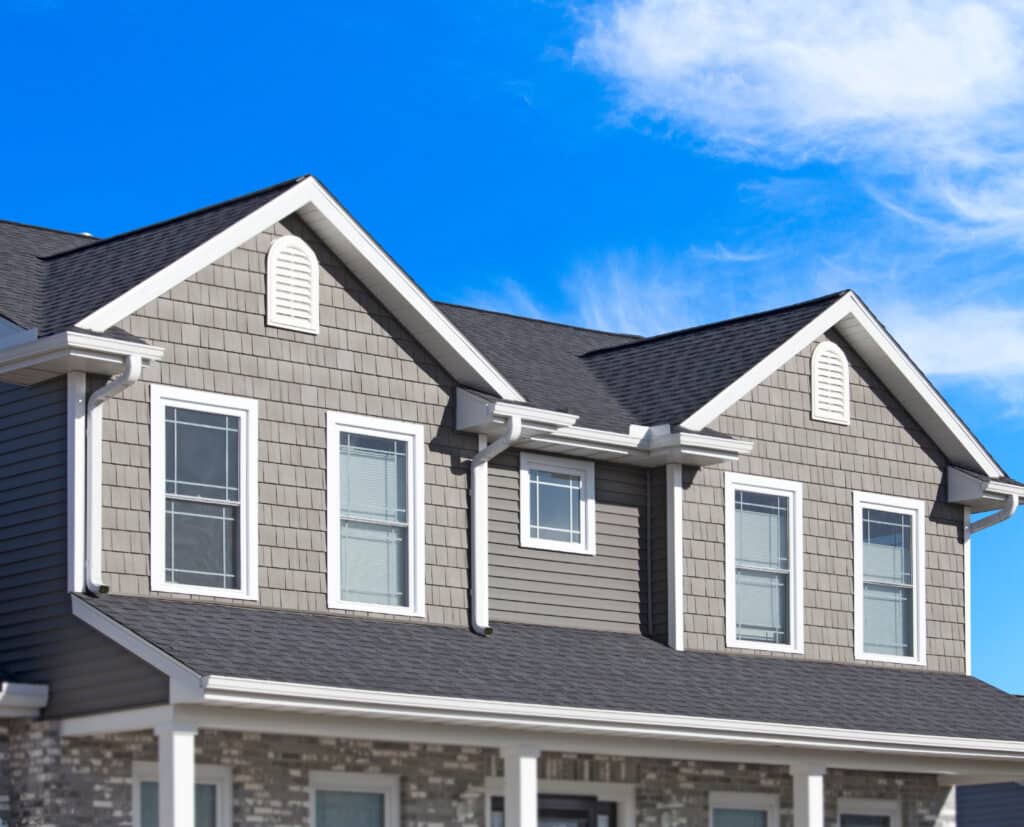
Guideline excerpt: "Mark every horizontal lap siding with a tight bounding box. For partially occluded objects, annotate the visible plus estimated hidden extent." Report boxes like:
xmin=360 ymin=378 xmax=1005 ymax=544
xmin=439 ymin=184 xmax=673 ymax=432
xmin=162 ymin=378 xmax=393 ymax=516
xmin=488 ymin=451 xmax=645 ymax=633
xmin=0 ymin=379 xmax=167 ymax=717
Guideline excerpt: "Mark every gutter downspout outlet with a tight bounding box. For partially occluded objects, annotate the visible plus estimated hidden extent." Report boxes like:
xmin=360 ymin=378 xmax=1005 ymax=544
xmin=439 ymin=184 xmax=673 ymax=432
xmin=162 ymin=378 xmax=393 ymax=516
xmin=84 ymin=355 xmax=143 ymax=595
xmin=968 ymin=493 xmax=1019 ymax=537
xmin=470 ymin=415 xmax=523 ymax=636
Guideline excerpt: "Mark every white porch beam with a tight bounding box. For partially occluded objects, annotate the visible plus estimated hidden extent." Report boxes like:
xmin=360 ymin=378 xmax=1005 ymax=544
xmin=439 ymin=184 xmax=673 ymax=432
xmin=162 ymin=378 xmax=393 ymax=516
xmin=502 ymin=745 xmax=540 ymax=827
xmin=790 ymin=763 xmax=825 ymax=827
xmin=156 ymin=721 xmax=197 ymax=827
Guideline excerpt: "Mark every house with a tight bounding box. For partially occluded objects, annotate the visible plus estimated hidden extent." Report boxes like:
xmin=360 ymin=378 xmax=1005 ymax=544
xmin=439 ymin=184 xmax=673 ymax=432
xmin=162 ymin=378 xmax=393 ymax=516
xmin=0 ymin=174 xmax=1022 ymax=827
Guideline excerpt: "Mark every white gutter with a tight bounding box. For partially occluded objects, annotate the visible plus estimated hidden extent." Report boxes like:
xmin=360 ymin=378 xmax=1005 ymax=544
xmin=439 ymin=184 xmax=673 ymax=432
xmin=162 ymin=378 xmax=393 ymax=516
xmin=470 ymin=415 xmax=523 ymax=635
xmin=0 ymin=681 xmax=49 ymax=718
xmin=969 ymin=493 xmax=1019 ymax=536
xmin=85 ymin=355 xmax=143 ymax=594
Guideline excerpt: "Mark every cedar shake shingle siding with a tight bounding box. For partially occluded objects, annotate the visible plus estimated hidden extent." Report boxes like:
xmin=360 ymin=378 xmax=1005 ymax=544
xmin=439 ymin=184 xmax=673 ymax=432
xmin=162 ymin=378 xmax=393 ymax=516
xmin=680 ymin=331 xmax=966 ymax=672
xmin=99 ymin=215 xmax=477 ymax=625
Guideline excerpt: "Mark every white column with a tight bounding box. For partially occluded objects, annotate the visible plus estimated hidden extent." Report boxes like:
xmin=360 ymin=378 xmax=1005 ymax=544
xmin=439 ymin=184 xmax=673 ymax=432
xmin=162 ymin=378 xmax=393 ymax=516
xmin=156 ymin=722 xmax=196 ymax=827
xmin=790 ymin=763 xmax=825 ymax=827
xmin=501 ymin=745 xmax=540 ymax=827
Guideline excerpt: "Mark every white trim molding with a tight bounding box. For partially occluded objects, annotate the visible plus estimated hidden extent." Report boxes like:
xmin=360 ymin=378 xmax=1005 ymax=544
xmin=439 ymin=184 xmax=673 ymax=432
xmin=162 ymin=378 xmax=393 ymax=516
xmin=666 ymin=463 xmax=685 ymax=650
xmin=708 ymin=791 xmax=781 ymax=827
xmin=309 ymin=770 xmax=400 ymax=827
xmin=853 ymin=491 xmax=928 ymax=667
xmin=325 ymin=411 xmax=426 ymax=617
xmin=836 ymin=797 xmax=902 ymax=827
xmin=66 ymin=371 xmax=86 ymax=593
xmin=150 ymin=385 xmax=260 ymax=601
xmin=725 ymin=472 xmax=805 ymax=654
xmin=519 ymin=452 xmax=597 ymax=556
xmin=132 ymin=759 xmax=232 ymax=827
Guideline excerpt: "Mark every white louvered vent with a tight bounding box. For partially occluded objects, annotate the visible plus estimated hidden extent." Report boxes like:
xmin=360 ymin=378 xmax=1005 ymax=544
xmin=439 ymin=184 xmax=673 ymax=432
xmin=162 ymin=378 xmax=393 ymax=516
xmin=266 ymin=235 xmax=320 ymax=334
xmin=811 ymin=341 xmax=850 ymax=425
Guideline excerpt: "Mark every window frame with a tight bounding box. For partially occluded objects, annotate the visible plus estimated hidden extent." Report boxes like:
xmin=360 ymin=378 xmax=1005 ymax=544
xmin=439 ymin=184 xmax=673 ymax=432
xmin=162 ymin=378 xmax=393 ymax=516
xmin=131 ymin=761 xmax=233 ymax=827
xmin=325 ymin=411 xmax=426 ymax=617
xmin=309 ymin=770 xmax=400 ymax=827
xmin=149 ymin=385 xmax=260 ymax=601
xmin=518 ymin=451 xmax=597 ymax=556
xmin=853 ymin=490 xmax=928 ymax=666
xmin=836 ymin=797 xmax=902 ymax=827
xmin=724 ymin=472 xmax=805 ymax=654
xmin=707 ymin=791 xmax=780 ymax=827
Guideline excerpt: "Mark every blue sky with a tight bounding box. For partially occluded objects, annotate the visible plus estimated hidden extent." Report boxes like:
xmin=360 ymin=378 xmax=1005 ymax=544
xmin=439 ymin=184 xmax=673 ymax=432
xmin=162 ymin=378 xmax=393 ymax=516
xmin=2 ymin=1 xmax=1022 ymax=689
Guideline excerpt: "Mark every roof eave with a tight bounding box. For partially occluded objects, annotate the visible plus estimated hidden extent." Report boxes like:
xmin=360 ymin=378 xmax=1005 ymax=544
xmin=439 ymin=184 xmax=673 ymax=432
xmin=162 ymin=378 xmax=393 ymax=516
xmin=0 ymin=330 xmax=163 ymax=385
xmin=0 ymin=681 xmax=49 ymax=718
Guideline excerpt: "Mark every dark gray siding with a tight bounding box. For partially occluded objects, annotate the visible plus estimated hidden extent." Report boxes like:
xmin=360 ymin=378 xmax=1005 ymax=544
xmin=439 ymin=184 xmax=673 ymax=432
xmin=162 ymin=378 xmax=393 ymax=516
xmin=647 ymin=466 xmax=667 ymax=642
xmin=0 ymin=378 xmax=167 ymax=718
xmin=488 ymin=450 xmax=646 ymax=633
xmin=957 ymin=783 xmax=1024 ymax=825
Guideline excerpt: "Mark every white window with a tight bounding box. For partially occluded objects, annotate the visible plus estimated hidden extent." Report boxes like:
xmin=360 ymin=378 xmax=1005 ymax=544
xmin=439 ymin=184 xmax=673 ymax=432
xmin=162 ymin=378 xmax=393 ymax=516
xmin=519 ymin=452 xmax=596 ymax=555
xmin=150 ymin=386 xmax=259 ymax=600
xmin=132 ymin=762 xmax=232 ymax=827
xmin=854 ymin=491 xmax=927 ymax=665
xmin=326 ymin=412 xmax=425 ymax=616
xmin=266 ymin=234 xmax=320 ymax=335
xmin=811 ymin=340 xmax=850 ymax=425
xmin=836 ymin=798 xmax=902 ymax=827
xmin=725 ymin=473 xmax=804 ymax=653
xmin=708 ymin=792 xmax=780 ymax=827
xmin=310 ymin=771 xmax=400 ymax=827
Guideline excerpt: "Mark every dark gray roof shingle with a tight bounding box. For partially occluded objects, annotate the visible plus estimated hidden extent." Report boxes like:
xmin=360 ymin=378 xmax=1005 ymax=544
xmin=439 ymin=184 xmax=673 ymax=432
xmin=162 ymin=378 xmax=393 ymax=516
xmin=85 ymin=594 xmax=1024 ymax=742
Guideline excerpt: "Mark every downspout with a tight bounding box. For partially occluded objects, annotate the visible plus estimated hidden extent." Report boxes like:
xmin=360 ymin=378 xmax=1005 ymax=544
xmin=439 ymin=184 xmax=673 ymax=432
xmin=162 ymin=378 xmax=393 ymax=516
xmin=85 ymin=355 xmax=143 ymax=594
xmin=968 ymin=493 xmax=1019 ymax=536
xmin=469 ymin=415 xmax=523 ymax=636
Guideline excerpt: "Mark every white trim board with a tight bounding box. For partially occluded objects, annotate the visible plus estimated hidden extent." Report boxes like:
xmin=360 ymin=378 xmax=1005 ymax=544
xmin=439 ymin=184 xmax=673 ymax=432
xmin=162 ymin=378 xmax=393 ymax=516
xmin=679 ymin=292 xmax=1004 ymax=479
xmin=75 ymin=176 xmax=523 ymax=402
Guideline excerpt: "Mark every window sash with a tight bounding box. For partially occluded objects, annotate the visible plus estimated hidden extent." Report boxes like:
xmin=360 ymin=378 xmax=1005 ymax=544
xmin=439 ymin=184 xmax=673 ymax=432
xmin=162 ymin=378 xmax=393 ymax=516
xmin=519 ymin=453 xmax=596 ymax=555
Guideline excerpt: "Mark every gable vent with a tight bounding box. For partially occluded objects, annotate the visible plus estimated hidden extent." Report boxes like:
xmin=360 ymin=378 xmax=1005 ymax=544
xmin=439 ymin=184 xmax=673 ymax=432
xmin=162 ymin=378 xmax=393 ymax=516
xmin=811 ymin=340 xmax=850 ymax=425
xmin=267 ymin=235 xmax=320 ymax=334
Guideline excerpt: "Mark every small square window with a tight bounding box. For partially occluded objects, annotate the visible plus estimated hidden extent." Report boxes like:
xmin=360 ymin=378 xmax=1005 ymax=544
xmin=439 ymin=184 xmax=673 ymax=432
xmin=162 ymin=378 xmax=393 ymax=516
xmin=519 ymin=453 xmax=596 ymax=555
xmin=133 ymin=762 xmax=231 ymax=827
xmin=310 ymin=771 xmax=400 ymax=827
xmin=708 ymin=792 xmax=779 ymax=827
xmin=837 ymin=798 xmax=902 ymax=827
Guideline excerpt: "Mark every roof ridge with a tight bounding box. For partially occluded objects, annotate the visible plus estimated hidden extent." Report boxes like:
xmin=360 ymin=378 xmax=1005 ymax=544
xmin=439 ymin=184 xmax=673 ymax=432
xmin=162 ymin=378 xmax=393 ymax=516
xmin=581 ymin=290 xmax=852 ymax=357
xmin=39 ymin=175 xmax=308 ymax=262
xmin=437 ymin=300 xmax=642 ymax=340
xmin=0 ymin=218 xmax=99 ymax=240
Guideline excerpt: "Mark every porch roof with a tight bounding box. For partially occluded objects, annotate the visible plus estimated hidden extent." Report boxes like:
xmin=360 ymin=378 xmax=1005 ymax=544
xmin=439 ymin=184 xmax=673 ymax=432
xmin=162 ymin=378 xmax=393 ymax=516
xmin=83 ymin=594 xmax=1024 ymax=743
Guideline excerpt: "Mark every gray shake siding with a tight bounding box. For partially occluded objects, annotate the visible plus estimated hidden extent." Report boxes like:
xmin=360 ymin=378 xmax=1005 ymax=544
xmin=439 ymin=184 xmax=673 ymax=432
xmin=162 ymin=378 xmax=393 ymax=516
xmin=679 ymin=332 xmax=966 ymax=672
xmin=0 ymin=379 xmax=167 ymax=718
xmin=100 ymin=216 xmax=478 ymax=625
xmin=487 ymin=450 xmax=646 ymax=633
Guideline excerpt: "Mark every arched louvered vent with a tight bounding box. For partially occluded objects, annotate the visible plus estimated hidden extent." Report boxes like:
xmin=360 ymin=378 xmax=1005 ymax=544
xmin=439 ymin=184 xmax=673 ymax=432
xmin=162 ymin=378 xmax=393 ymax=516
xmin=811 ymin=340 xmax=850 ymax=425
xmin=267 ymin=235 xmax=320 ymax=334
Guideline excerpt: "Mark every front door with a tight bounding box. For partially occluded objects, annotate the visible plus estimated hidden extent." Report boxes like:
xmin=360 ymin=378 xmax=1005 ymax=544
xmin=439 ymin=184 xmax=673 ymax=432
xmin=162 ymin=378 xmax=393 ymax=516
xmin=491 ymin=795 xmax=617 ymax=827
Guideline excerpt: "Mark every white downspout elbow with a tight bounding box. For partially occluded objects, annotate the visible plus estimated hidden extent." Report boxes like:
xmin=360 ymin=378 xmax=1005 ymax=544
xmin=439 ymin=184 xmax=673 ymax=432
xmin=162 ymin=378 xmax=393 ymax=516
xmin=84 ymin=355 xmax=143 ymax=594
xmin=470 ymin=415 xmax=523 ymax=636
xmin=968 ymin=493 xmax=1019 ymax=536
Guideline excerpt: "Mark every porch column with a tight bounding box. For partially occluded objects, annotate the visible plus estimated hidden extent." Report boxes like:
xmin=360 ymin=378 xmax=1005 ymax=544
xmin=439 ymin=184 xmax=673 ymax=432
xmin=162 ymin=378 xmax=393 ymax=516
xmin=156 ymin=721 xmax=196 ymax=827
xmin=790 ymin=763 xmax=825 ymax=827
xmin=501 ymin=745 xmax=540 ymax=827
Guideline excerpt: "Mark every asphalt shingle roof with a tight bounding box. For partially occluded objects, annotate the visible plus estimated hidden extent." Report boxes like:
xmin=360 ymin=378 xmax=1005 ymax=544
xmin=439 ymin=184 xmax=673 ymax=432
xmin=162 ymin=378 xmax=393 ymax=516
xmin=85 ymin=594 xmax=1024 ymax=742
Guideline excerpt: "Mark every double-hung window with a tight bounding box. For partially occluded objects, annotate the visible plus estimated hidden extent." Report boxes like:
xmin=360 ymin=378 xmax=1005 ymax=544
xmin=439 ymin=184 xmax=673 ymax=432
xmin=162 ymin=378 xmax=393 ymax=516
xmin=836 ymin=798 xmax=902 ymax=827
xmin=725 ymin=473 xmax=804 ymax=653
xmin=133 ymin=762 xmax=232 ymax=827
xmin=708 ymin=792 xmax=780 ymax=827
xmin=854 ymin=492 xmax=927 ymax=665
xmin=519 ymin=452 xmax=596 ymax=555
xmin=310 ymin=771 xmax=400 ymax=827
xmin=150 ymin=386 xmax=259 ymax=600
xmin=326 ymin=412 xmax=425 ymax=616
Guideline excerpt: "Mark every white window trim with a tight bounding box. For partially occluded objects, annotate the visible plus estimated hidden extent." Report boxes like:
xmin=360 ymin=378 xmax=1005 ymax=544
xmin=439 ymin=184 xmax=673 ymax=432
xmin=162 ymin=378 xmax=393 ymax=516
xmin=150 ymin=385 xmax=260 ymax=601
xmin=309 ymin=769 xmax=400 ymax=827
xmin=725 ymin=472 xmax=805 ymax=654
xmin=132 ymin=761 xmax=233 ymax=827
xmin=708 ymin=791 xmax=780 ymax=827
xmin=519 ymin=451 xmax=597 ymax=556
xmin=266 ymin=234 xmax=320 ymax=335
xmin=853 ymin=491 xmax=928 ymax=667
xmin=325 ymin=411 xmax=426 ymax=617
xmin=836 ymin=797 xmax=902 ymax=827
xmin=811 ymin=340 xmax=851 ymax=425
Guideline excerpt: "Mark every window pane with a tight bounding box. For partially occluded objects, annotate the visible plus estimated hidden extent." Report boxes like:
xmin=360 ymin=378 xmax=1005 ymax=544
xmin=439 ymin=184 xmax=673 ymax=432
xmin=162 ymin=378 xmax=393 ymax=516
xmin=735 ymin=491 xmax=789 ymax=569
xmin=341 ymin=521 xmax=408 ymax=606
xmin=340 ymin=433 xmax=407 ymax=523
xmin=139 ymin=781 xmax=219 ymax=827
xmin=713 ymin=809 xmax=768 ymax=827
xmin=864 ymin=583 xmax=914 ymax=657
xmin=315 ymin=790 xmax=385 ymax=827
xmin=736 ymin=569 xmax=789 ymax=643
xmin=529 ymin=469 xmax=582 ymax=543
xmin=840 ymin=817 xmax=890 ymax=827
xmin=166 ymin=500 xmax=240 ymax=589
xmin=863 ymin=509 xmax=913 ymax=585
xmin=166 ymin=407 xmax=239 ymax=501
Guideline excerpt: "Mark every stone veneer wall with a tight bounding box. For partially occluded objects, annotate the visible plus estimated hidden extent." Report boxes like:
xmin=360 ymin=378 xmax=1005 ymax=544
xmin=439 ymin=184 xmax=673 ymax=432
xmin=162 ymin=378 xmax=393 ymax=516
xmin=2 ymin=722 xmax=953 ymax=826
